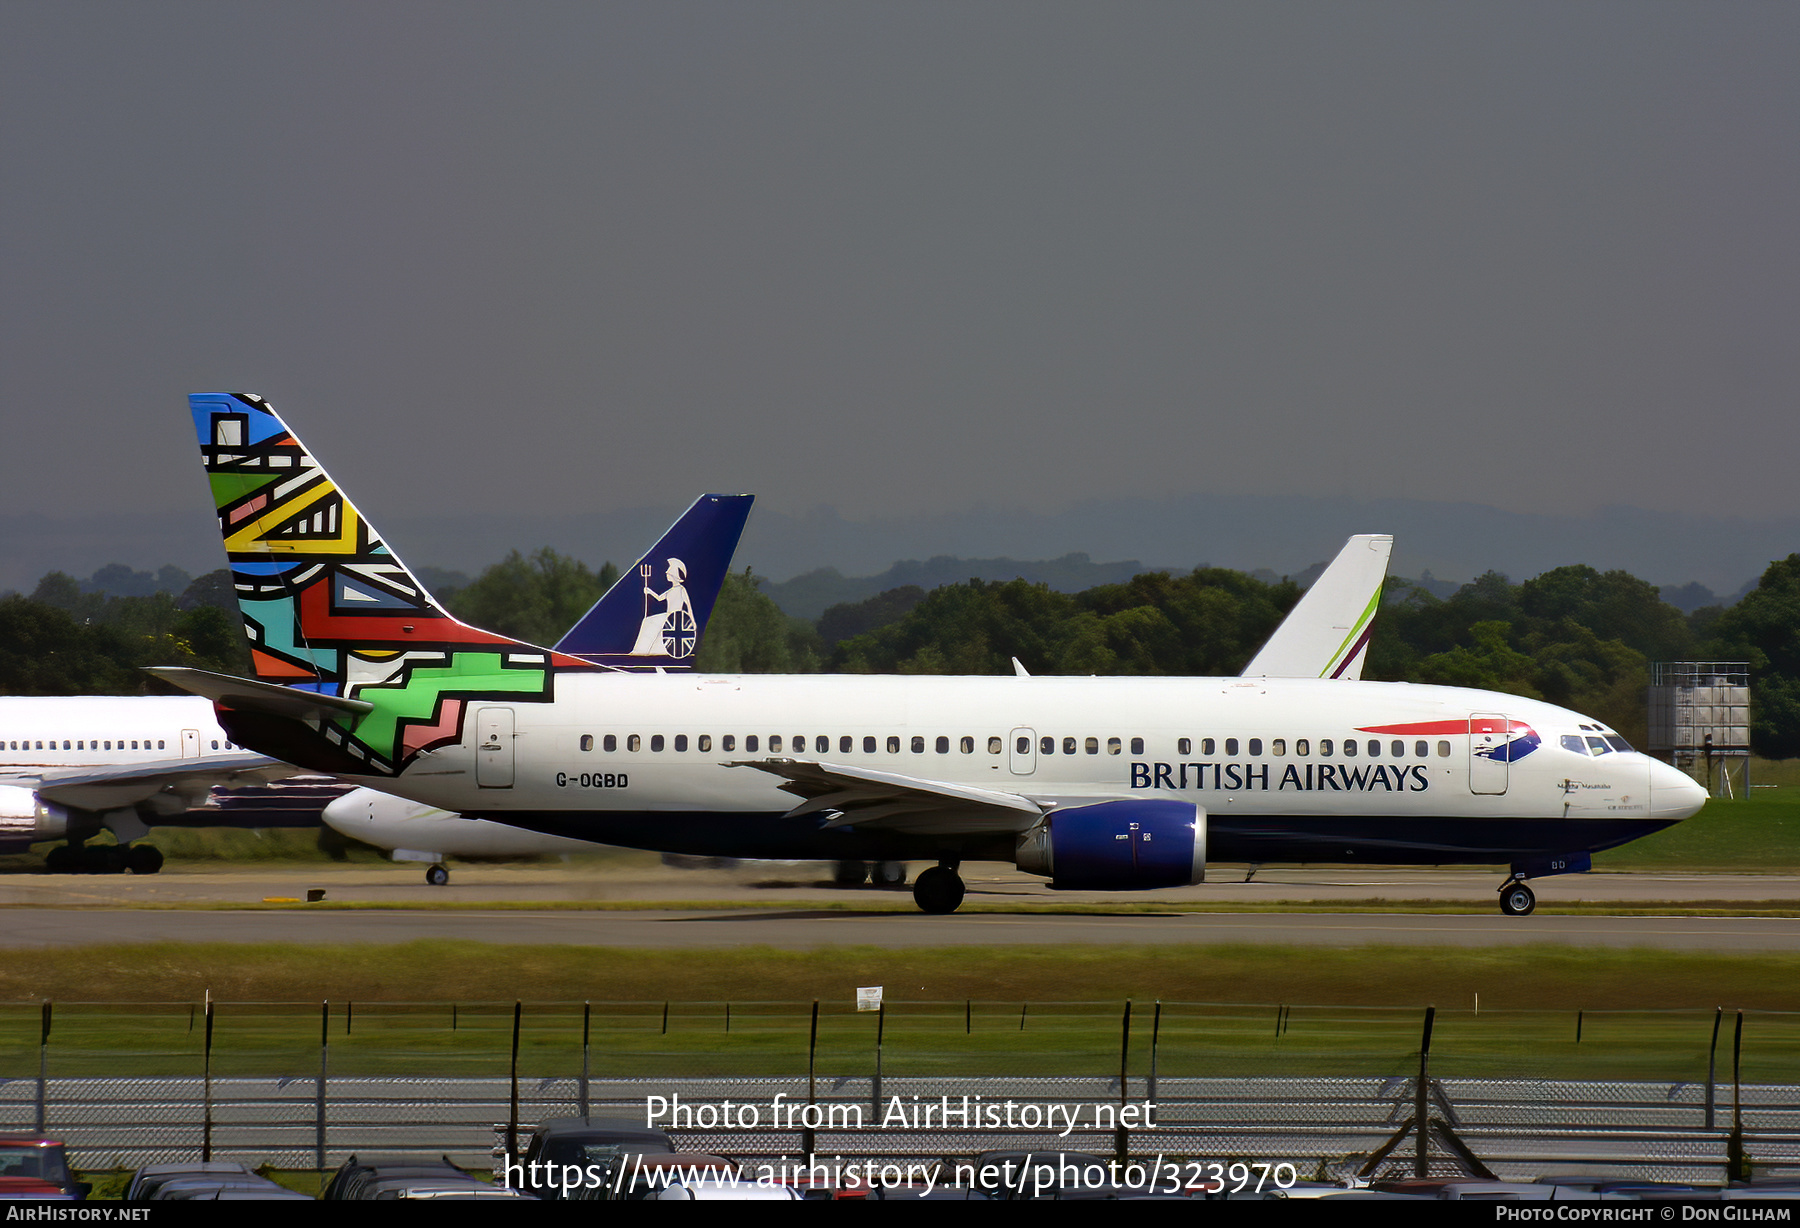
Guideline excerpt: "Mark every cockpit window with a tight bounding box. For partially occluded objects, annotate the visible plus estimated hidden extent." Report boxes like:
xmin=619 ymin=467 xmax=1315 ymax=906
xmin=1604 ymin=735 xmax=1633 ymax=752
xmin=1585 ymin=736 xmax=1610 ymax=756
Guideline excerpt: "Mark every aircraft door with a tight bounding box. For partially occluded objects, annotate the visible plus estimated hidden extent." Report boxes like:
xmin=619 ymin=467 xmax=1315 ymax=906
xmin=1009 ymin=727 xmax=1037 ymax=776
xmin=476 ymin=707 xmax=515 ymax=789
xmin=181 ymin=729 xmax=201 ymax=759
xmin=1469 ymin=713 xmax=1509 ymax=795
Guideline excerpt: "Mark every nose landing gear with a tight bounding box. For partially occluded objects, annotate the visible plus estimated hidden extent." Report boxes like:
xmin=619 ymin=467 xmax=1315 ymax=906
xmin=1498 ymin=876 xmax=1536 ymax=916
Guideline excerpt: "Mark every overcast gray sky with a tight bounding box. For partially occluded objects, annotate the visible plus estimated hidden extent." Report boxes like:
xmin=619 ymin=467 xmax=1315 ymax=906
xmin=4 ymin=4 xmax=1798 ymax=558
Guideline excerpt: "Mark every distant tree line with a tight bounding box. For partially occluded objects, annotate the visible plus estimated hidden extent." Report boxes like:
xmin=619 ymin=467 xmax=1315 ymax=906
xmin=5 ymin=552 xmax=1798 ymax=758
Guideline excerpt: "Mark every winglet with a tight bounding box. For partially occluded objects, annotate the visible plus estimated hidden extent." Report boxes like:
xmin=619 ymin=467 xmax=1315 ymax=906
xmin=1242 ymin=534 xmax=1392 ymax=680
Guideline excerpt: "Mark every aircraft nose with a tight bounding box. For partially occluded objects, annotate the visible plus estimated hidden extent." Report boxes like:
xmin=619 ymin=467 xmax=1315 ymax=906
xmin=1649 ymin=760 xmax=1708 ymax=820
xmin=321 ymin=788 xmax=371 ymax=836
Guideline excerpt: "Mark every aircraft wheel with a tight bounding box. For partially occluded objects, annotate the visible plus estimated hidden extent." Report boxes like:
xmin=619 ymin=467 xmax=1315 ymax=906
xmin=1499 ymin=881 xmax=1536 ymax=917
xmin=125 ymin=845 xmax=164 ymax=875
xmin=912 ymin=866 xmax=965 ymax=915
xmin=834 ymin=860 xmax=869 ymax=886
xmin=426 ymin=864 xmax=449 ymax=886
xmin=871 ymin=860 xmax=907 ymax=887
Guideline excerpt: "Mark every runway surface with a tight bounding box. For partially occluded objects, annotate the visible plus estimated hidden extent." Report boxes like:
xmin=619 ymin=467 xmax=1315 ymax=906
xmin=4 ymin=861 xmax=1798 ymax=950
xmin=9 ymin=904 xmax=1800 ymax=950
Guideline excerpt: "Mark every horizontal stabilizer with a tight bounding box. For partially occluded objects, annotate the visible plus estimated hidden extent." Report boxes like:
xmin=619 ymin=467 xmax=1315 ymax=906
xmin=146 ymin=667 xmax=376 ymax=720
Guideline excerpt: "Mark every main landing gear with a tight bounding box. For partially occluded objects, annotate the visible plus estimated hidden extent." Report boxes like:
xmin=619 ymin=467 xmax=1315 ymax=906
xmin=833 ymin=860 xmax=909 ymax=887
xmin=425 ymin=864 xmax=450 ymax=886
xmin=1498 ymin=876 xmax=1536 ymax=917
xmin=912 ymin=863 xmax=965 ymax=914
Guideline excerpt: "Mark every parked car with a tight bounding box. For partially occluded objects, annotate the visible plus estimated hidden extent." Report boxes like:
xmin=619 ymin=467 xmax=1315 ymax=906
xmin=127 ymin=1162 xmax=255 ymax=1201
xmin=323 ymin=1154 xmax=471 ymax=1200
xmin=514 ymin=1115 xmax=674 ymax=1200
xmin=0 ymin=1136 xmax=84 ymax=1201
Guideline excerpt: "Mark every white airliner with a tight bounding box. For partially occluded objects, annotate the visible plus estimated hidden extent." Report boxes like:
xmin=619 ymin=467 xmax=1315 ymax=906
xmin=322 ymin=533 xmax=1395 ymax=884
xmin=0 ymin=696 xmax=292 ymax=871
xmin=155 ymin=394 xmax=1708 ymax=916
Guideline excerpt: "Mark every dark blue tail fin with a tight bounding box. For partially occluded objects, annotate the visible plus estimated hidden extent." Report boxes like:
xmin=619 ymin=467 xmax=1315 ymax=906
xmin=552 ymin=494 xmax=753 ymax=669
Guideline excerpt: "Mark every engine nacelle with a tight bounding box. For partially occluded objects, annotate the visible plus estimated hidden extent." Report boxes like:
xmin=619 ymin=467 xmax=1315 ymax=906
xmin=1014 ymin=799 xmax=1206 ymax=890
xmin=0 ymin=785 xmax=70 ymax=852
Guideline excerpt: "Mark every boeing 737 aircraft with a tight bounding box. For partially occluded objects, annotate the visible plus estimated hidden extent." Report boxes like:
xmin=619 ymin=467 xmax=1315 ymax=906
xmin=0 ymin=491 xmax=752 ymax=873
xmin=323 ymin=533 xmax=1395 ymax=883
xmin=156 ymin=394 xmax=1707 ymax=916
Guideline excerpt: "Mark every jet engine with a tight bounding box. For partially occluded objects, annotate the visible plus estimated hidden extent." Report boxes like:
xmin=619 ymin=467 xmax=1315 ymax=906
xmin=1014 ymin=799 xmax=1206 ymax=890
xmin=0 ymin=785 xmax=69 ymax=853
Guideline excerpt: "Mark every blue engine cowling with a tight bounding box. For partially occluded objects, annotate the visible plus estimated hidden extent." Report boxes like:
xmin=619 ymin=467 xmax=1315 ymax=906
xmin=1014 ymin=799 xmax=1206 ymax=890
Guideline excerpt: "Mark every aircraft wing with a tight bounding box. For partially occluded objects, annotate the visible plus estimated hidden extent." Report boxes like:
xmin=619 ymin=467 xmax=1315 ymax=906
xmin=730 ymin=759 xmax=1050 ymax=836
xmin=1 ymin=752 xmax=295 ymax=811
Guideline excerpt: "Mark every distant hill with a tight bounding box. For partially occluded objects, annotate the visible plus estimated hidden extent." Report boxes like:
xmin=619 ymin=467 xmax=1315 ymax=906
xmin=761 ymin=553 xmax=1156 ymax=621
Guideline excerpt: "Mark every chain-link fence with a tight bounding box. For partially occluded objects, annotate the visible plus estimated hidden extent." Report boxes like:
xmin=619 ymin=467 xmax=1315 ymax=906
xmin=3 ymin=999 xmax=1798 ymax=1183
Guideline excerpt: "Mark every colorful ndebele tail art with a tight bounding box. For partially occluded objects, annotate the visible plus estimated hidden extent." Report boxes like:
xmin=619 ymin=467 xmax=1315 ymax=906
xmin=189 ymin=392 xmax=599 ymax=776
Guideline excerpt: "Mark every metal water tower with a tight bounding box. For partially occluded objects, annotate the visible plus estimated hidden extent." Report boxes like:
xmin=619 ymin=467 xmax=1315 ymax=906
xmin=1648 ymin=662 xmax=1751 ymax=796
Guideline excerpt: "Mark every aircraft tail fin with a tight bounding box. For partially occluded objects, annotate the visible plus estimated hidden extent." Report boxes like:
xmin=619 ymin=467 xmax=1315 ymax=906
xmin=189 ymin=393 xmax=580 ymax=696
xmin=1242 ymin=534 xmax=1392 ymax=680
xmin=553 ymin=494 xmax=753 ymax=667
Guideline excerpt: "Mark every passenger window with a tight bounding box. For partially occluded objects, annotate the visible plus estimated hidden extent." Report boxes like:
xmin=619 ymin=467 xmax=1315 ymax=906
xmin=887 ymin=736 xmax=900 ymax=753
xmin=1271 ymin=739 xmax=1285 ymax=756
xmin=674 ymin=735 xmax=688 ymax=752
xmin=817 ymin=736 xmax=829 ymax=753
xmin=1130 ymin=737 xmax=1144 ymax=755
xmin=723 ymin=735 xmax=736 ymax=752
xmin=628 ymin=735 xmax=642 ymax=752
xmin=1342 ymin=739 xmax=1355 ymax=756
xmin=602 ymin=734 xmax=617 ymax=751
xmin=840 ymin=736 xmax=853 ymax=753
xmin=1107 ymin=737 xmax=1122 ymax=755
xmin=211 ymin=740 xmax=219 ymax=749
xmin=746 ymin=735 xmax=758 ymax=752
xmin=1414 ymin=740 xmax=1428 ymax=758
xmin=1202 ymin=738 xmax=1215 ymax=755
xmin=1295 ymin=739 xmax=1309 ymax=756
xmin=1040 ymin=736 xmax=1054 ymax=755
xmin=1391 ymin=740 xmax=1404 ymax=758
xmin=911 ymin=736 xmax=925 ymax=753
xmin=793 ymin=735 xmax=804 ymax=751
xmin=1248 ymin=738 xmax=1263 ymax=755
xmin=1018 ymin=736 xmax=1031 ymax=754
xmin=1086 ymin=737 xmax=1099 ymax=754
xmin=936 ymin=736 xmax=950 ymax=754
xmin=1437 ymin=741 xmax=1451 ymax=757
xmin=1177 ymin=738 xmax=1191 ymax=756
xmin=1061 ymin=736 xmax=1075 ymax=755
xmin=960 ymin=736 xmax=974 ymax=754
xmin=1225 ymin=738 xmax=1239 ymax=756
xmin=770 ymin=735 xmax=783 ymax=753
xmin=580 ymin=735 xmax=594 ymax=752
xmin=651 ymin=735 xmax=666 ymax=752
xmin=699 ymin=735 xmax=712 ymax=752
xmin=988 ymin=736 xmax=1003 ymax=754
xmin=157 ymin=740 xmax=164 ymax=750
xmin=865 ymin=736 xmax=877 ymax=753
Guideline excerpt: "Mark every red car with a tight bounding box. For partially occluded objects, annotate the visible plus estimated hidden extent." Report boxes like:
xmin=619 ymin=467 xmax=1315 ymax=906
xmin=0 ymin=1136 xmax=84 ymax=1201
